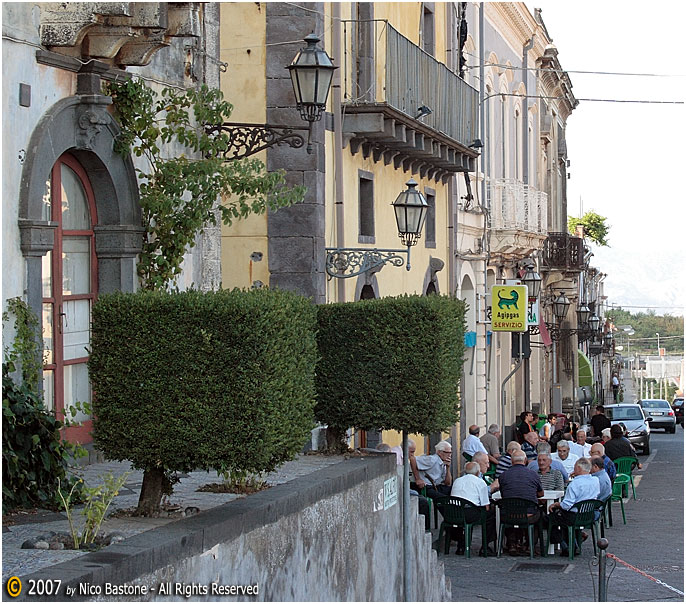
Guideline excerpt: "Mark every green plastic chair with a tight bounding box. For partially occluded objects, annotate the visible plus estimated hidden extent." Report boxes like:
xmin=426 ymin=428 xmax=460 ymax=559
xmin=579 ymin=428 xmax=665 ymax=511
xmin=435 ymin=496 xmax=488 ymax=558
xmin=418 ymin=486 xmax=435 ymax=530
xmin=496 ymin=497 xmax=545 ymax=559
xmin=484 ymin=462 xmax=497 ymax=479
xmin=594 ymin=497 xmax=610 ymax=538
xmin=610 ymin=474 xmax=630 ymax=525
xmin=546 ymin=499 xmax=601 ymax=560
xmin=614 ymin=456 xmax=638 ymax=500
xmin=462 ymin=452 xmax=473 ymax=462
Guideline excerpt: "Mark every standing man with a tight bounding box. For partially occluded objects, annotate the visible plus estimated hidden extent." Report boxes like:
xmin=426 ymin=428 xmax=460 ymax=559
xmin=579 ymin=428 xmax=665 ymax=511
xmin=480 ymin=424 xmax=501 ymax=465
xmin=463 ymin=425 xmax=488 ymax=458
xmin=612 ymin=373 xmax=620 ymax=401
xmin=590 ymin=405 xmax=611 ymax=438
xmin=410 ymin=440 xmax=453 ymax=500
xmin=517 ymin=410 xmax=535 ymax=443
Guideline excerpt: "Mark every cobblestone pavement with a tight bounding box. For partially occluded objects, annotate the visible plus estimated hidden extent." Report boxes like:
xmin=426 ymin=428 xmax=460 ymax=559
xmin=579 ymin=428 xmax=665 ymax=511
xmin=2 ymin=454 xmax=344 ymax=583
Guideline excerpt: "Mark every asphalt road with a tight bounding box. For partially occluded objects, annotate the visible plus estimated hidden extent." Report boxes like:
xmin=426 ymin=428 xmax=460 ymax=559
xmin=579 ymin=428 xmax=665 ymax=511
xmin=441 ymin=427 xmax=684 ymax=602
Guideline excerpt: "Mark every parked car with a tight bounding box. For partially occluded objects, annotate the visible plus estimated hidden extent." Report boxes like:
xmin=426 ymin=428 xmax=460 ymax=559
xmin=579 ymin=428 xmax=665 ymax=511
xmin=604 ymin=403 xmax=652 ymax=455
xmin=673 ymin=397 xmax=684 ymax=427
xmin=639 ymin=399 xmax=677 ymax=433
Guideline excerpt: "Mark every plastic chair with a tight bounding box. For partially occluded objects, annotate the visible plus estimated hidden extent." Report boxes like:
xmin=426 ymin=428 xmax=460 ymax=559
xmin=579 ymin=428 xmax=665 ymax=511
xmin=546 ymin=499 xmax=601 ymax=560
xmin=610 ymin=475 xmax=630 ymax=525
xmin=614 ymin=456 xmax=638 ymax=500
xmin=496 ymin=497 xmax=545 ymax=559
xmin=435 ymin=496 xmax=488 ymax=558
xmin=594 ymin=497 xmax=609 ymax=538
xmin=462 ymin=452 xmax=473 ymax=462
xmin=484 ymin=462 xmax=497 ymax=479
xmin=419 ymin=486 xmax=439 ymax=529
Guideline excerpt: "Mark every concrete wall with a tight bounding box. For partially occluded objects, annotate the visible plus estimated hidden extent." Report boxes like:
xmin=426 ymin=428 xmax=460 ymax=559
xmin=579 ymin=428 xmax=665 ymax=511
xmin=19 ymin=455 xmax=450 ymax=602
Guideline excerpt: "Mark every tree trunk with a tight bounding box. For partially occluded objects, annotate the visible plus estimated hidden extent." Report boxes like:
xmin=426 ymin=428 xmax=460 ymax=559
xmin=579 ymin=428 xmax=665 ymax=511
xmin=136 ymin=467 xmax=169 ymax=516
xmin=325 ymin=426 xmax=348 ymax=453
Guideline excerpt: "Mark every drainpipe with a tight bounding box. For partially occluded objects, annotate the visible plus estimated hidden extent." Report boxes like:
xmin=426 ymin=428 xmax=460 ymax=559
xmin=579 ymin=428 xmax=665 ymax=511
xmin=522 ymin=36 xmax=535 ymax=186
xmin=333 ymin=3 xmax=345 ymax=302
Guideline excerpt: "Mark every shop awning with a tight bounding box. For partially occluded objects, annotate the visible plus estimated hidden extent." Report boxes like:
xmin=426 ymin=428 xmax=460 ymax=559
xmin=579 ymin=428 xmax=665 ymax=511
xmin=578 ymin=349 xmax=593 ymax=388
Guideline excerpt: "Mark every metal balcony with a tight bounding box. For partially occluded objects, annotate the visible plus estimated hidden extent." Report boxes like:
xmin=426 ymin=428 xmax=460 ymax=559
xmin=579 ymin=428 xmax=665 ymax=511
xmin=542 ymin=232 xmax=585 ymax=271
xmin=486 ymin=178 xmax=548 ymax=235
xmin=341 ymin=21 xmax=479 ymax=181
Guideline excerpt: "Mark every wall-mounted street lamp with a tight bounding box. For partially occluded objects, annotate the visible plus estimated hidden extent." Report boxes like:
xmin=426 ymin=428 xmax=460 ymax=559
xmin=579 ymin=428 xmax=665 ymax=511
xmin=521 ymin=265 xmax=542 ymax=300
xmin=211 ymin=34 xmax=336 ymax=159
xmin=552 ymin=292 xmax=571 ymax=323
xmin=325 ymin=179 xmax=429 ymax=279
xmin=588 ymin=314 xmax=601 ymax=332
xmin=544 ymin=293 xmax=595 ymax=342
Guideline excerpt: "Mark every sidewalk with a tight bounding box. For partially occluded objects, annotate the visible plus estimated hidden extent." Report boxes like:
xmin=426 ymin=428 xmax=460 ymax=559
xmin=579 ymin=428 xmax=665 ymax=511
xmin=2 ymin=454 xmax=344 ymax=584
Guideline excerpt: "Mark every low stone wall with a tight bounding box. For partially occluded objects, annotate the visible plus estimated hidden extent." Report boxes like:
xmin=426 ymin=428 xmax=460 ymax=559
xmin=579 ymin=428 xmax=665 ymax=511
xmin=18 ymin=455 xmax=450 ymax=602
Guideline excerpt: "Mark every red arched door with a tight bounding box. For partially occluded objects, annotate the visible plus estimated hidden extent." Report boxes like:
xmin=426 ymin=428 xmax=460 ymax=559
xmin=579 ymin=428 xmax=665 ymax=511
xmin=42 ymin=153 xmax=97 ymax=443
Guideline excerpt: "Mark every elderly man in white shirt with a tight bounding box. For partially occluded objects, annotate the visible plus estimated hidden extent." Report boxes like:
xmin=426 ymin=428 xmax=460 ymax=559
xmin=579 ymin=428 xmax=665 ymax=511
xmin=551 ymin=440 xmax=579 ymax=475
xmin=450 ymin=461 xmax=496 ymax=555
xmin=410 ymin=440 xmax=453 ymax=499
xmin=570 ymin=430 xmax=592 ymax=458
xmin=548 ymin=457 xmax=600 ymax=556
xmin=462 ymin=425 xmax=488 ymax=458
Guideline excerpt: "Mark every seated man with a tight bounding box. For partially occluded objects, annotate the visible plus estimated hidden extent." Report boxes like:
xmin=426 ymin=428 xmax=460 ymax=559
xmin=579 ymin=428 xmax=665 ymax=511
xmin=527 ymin=443 xmax=570 ymax=483
xmin=552 ymin=441 xmax=579 ymax=476
xmin=386 ymin=441 xmax=431 ymax=531
xmin=590 ymin=443 xmax=617 ymax=482
xmin=462 ymin=425 xmax=488 ymax=458
xmin=472 ymin=452 xmax=500 ymax=494
xmin=410 ymin=440 xmax=453 ymax=500
xmin=495 ymin=441 xmax=521 ymax=478
xmin=535 ymin=450 xmax=565 ymax=491
xmin=604 ymin=424 xmax=642 ymax=469
xmin=591 ymin=456 xmax=612 ymax=502
xmin=497 ymin=451 xmax=544 ymax=555
xmin=480 ymin=424 xmax=501 ymax=466
xmin=571 ymin=430 xmax=592 ymax=458
xmin=450 ymin=461 xmax=497 ymax=555
xmin=521 ymin=431 xmax=539 ymax=460
xmin=548 ymin=457 xmax=600 ymax=556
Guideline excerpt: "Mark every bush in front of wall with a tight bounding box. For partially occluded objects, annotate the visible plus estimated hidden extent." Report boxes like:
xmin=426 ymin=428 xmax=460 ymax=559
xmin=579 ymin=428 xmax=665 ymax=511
xmin=315 ymin=294 xmax=465 ymax=436
xmin=88 ymin=288 xmax=318 ymax=515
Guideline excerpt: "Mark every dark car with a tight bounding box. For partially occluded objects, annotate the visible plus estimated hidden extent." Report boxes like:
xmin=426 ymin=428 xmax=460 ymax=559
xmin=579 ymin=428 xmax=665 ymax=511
xmin=639 ymin=399 xmax=677 ymax=433
xmin=604 ymin=403 xmax=652 ymax=455
xmin=673 ymin=397 xmax=684 ymax=427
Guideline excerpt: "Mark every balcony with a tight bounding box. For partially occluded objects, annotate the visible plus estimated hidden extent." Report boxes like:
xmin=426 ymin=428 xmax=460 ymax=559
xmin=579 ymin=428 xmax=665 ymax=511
xmin=342 ymin=21 xmax=479 ymax=182
xmin=486 ymin=178 xmax=548 ymax=259
xmin=542 ymin=232 xmax=585 ymax=272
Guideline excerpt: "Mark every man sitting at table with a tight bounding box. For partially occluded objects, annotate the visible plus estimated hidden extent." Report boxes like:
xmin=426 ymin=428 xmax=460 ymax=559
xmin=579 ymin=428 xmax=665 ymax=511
xmin=480 ymin=424 xmax=502 ymax=466
xmin=410 ymin=440 xmax=453 ymax=500
xmin=495 ymin=441 xmax=521 ymax=478
xmin=571 ymin=429 xmax=592 ymax=458
xmin=521 ymin=431 xmax=539 ymax=460
xmin=548 ymin=457 xmax=600 ymax=556
xmin=463 ymin=425 xmax=488 ymax=458
xmin=590 ymin=442 xmax=617 ymax=481
xmin=498 ymin=451 xmax=544 ymax=555
xmin=450 ymin=461 xmax=497 ymax=556
xmin=604 ymin=424 xmax=642 ymax=469
xmin=472 ymin=451 xmax=500 ymax=494
xmin=528 ymin=443 xmax=570 ymax=483
xmin=591 ymin=456 xmax=612 ymax=501
xmin=552 ymin=441 xmax=579 ymax=475
xmin=534 ymin=450 xmax=565 ymax=491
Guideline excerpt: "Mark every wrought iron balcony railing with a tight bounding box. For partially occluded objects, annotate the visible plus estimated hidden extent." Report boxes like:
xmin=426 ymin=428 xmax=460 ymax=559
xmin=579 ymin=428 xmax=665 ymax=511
xmin=542 ymin=232 xmax=585 ymax=271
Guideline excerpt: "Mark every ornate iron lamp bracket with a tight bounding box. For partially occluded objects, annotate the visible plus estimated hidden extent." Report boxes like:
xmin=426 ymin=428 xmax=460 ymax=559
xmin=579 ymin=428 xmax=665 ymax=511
xmin=325 ymin=248 xmax=409 ymax=279
xmin=545 ymin=322 xmax=594 ymax=343
xmin=207 ymin=123 xmax=308 ymax=160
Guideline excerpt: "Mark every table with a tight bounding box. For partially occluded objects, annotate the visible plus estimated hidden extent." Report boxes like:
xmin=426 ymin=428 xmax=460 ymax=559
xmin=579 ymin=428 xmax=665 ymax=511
xmin=491 ymin=490 xmax=564 ymax=554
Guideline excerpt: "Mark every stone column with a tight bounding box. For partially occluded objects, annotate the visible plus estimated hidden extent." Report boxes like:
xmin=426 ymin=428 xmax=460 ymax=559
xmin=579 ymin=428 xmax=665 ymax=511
xmin=94 ymin=225 xmax=144 ymax=293
xmin=266 ymin=2 xmax=326 ymax=304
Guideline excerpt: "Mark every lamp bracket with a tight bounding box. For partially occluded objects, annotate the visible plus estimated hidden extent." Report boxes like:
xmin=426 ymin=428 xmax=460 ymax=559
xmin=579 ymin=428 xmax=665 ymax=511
xmin=544 ymin=322 xmax=594 ymax=343
xmin=325 ymin=247 xmax=409 ymax=279
xmin=208 ymin=123 xmax=309 ymax=160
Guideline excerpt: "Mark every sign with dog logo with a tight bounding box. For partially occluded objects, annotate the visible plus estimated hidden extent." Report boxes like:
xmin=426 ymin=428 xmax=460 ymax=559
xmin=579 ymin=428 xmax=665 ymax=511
xmin=491 ymin=284 xmax=528 ymax=332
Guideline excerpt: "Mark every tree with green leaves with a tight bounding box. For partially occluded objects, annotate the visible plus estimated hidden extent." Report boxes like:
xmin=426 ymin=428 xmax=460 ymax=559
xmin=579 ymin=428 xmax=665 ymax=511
xmin=102 ymin=79 xmax=306 ymax=514
xmin=568 ymin=211 xmax=610 ymax=247
xmin=106 ymin=78 xmax=305 ymax=291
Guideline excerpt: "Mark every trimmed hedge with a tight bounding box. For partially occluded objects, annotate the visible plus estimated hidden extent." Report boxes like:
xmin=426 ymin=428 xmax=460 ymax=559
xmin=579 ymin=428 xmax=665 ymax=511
xmin=89 ymin=289 xmax=317 ymax=476
xmin=315 ymin=295 xmax=465 ymax=435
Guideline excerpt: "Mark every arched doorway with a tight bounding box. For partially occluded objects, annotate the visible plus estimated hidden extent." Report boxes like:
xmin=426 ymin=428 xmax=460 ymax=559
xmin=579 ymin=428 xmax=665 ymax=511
xmin=42 ymin=154 xmax=98 ymax=441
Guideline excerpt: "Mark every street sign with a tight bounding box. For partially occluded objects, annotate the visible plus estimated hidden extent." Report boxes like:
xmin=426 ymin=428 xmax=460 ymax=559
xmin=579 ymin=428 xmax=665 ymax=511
xmin=491 ymin=284 xmax=528 ymax=332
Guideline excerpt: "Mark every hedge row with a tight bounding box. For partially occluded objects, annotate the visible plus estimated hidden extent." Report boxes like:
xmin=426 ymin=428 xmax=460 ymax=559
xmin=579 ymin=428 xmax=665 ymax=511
xmin=315 ymin=295 xmax=466 ymax=435
xmin=89 ymin=289 xmax=317 ymax=476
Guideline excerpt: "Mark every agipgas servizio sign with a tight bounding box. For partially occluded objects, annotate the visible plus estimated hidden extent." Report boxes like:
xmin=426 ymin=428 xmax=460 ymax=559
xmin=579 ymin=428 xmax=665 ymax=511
xmin=490 ymin=284 xmax=528 ymax=332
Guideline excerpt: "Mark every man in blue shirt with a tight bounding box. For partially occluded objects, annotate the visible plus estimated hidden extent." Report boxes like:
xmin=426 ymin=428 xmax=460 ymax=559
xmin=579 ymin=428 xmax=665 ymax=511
xmin=548 ymin=457 xmax=600 ymax=556
xmin=591 ymin=456 xmax=612 ymax=501
xmin=590 ymin=442 xmax=617 ymax=481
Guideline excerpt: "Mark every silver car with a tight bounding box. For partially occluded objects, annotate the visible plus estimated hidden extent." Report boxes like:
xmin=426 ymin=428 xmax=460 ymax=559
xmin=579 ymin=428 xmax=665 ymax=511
xmin=639 ymin=399 xmax=677 ymax=433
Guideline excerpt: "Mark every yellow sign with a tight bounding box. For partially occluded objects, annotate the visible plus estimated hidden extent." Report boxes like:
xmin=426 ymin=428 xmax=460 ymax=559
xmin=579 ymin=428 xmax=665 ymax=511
xmin=491 ymin=285 xmax=528 ymax=332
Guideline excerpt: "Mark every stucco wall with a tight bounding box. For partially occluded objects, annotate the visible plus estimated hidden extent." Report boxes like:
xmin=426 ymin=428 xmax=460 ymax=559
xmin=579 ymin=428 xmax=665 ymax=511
xmin=19 ymin=455 xmax=450 ymax=602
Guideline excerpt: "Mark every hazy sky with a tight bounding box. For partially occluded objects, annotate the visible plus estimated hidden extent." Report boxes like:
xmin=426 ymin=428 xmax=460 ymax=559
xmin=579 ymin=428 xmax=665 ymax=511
xmin=528 ymin=1 xmax=685 ymax=317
